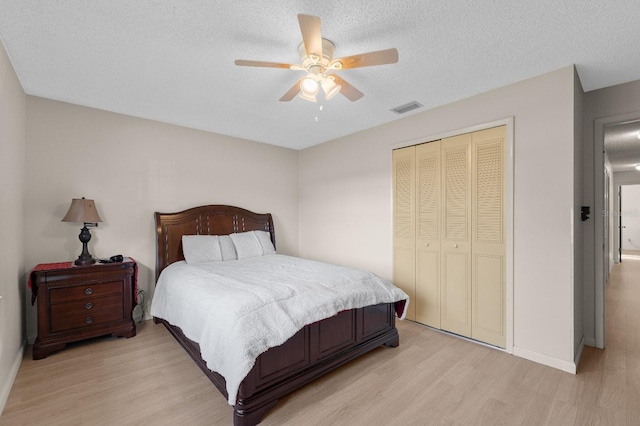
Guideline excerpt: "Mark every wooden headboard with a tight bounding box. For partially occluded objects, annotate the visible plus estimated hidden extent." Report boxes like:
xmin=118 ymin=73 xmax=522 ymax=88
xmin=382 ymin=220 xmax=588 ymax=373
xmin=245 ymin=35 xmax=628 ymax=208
xmin=154 ymin=205 xmax=275 ymax=280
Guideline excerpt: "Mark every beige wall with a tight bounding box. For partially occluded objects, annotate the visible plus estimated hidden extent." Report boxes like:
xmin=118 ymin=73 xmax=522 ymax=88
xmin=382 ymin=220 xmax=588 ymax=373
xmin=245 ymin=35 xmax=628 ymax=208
xmin=24 ymin=97 xmax=300 ymax=341
xmin=299 ymin=66 xmax=579 ymax=371
xmin=0 ymin=40 xmax=26 ymax=412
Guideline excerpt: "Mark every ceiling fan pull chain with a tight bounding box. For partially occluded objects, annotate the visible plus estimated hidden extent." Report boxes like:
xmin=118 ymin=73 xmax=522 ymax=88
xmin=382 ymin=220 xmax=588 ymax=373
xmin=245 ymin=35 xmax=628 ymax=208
xmin=315 ymin=92 xmax=326 ymax=122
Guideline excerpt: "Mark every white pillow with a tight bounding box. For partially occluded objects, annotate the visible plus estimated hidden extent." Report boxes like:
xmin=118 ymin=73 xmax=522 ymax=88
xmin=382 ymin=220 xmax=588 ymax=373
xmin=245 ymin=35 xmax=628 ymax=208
xmin=219 ymin=235 xmax=237 ymax=261
xmin=182 ymin=235 xmax=222 ymax=264
xmin=254 ymin=230 xmax=276 ymax=255
xmin=230 ymin=231 xmax=263 ymax=259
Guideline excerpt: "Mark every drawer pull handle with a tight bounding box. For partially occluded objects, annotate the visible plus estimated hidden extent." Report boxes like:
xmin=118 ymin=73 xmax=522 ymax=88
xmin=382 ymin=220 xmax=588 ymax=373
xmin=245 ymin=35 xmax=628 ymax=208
xmin=85 ymin=317 xmax=93 ymax=324
xmin=85 ymin=302 xmax=93 ymax=310
xmin=85 ymin=288 xmax=93 ymax=295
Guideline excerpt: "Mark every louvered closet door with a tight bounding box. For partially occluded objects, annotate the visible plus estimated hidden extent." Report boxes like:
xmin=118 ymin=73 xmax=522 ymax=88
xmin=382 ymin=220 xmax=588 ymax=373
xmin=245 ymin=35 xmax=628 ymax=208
xmin=440 ymin=134 xmax=472 ymax=337
xmin=393 ymin=146 xmax=416 ymax=320
xmin=471 ymin=126 xmax=506 ymax=347
xmin=415 ymin=141 xmax=441 ymax=328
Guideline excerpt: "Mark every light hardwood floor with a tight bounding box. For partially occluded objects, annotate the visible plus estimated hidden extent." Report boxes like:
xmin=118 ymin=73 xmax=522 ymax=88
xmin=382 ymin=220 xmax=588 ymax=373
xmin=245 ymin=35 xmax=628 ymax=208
xmin=2 ymin=258 xmax=639 ymax=425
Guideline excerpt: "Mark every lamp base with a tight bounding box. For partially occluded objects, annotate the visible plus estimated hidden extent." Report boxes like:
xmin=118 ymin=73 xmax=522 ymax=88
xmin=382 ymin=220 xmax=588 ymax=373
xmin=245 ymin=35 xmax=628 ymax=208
xmin=74 ymin=256 xmax=96 ymax=266
xmin=75 ymin=225 xmax=96 ymax=266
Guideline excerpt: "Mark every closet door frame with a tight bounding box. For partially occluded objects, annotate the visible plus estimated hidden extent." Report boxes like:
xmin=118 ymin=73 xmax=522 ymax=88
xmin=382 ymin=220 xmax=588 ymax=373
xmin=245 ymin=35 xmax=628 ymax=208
xmin=390 ymin=117 xmax=514 ymax=354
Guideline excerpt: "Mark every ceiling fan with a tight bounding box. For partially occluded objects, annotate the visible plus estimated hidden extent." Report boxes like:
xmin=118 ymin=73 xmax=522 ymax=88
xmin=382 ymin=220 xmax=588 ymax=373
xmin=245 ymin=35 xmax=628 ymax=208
xmin=234 ymin=14 xmax=399 ymax=103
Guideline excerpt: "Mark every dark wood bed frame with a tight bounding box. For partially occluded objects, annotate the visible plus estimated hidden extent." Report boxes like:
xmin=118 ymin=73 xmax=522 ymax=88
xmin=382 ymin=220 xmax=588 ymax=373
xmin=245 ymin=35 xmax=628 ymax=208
xmin=153 ymin=205 xmax=400 ymax=425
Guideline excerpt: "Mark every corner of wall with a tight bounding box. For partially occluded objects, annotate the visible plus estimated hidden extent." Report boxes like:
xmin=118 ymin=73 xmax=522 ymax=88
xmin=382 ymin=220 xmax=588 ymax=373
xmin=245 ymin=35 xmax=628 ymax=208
xmin=573 ymin=64 xmax=586 ymax=360
xmin=513 ymin=345 xmax=577 ymax=375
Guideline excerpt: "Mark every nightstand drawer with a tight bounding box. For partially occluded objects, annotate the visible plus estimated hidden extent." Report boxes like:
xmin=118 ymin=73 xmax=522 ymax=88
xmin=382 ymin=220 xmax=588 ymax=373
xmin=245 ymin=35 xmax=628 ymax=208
xmin=50 ymin=294 xmax=123 ymax=318
xmin=51 ymin=306 xmax=124 ymax=333
xmin=50 ymin=280 xmax=123 ymax=304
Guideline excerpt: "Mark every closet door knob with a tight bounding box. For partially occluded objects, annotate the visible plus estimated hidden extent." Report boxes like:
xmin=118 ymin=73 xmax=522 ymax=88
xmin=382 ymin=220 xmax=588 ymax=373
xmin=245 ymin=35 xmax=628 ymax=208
xmin=425 ymin=242 xmax=430 ymax=247
xmin=454 ymin=244 xmax=458 ymax=248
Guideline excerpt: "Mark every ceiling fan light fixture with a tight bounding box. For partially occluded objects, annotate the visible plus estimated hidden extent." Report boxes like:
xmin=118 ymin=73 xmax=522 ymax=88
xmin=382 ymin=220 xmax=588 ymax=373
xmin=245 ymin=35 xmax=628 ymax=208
xmin=321 ymin=76 xmax=341 ymax=99
xmin=235 ymin=14 xmax=398 ymax=103
xmin=300 ymin=76 xmax=320 ymax=95
xmin=299 ymin=91 xmax=317 ymax=103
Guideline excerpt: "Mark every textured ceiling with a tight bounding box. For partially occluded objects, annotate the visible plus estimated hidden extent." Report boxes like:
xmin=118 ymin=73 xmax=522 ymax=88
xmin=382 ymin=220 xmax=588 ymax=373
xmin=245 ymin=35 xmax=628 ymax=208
xmin=1 ymin=1 xmax=640 ymax=150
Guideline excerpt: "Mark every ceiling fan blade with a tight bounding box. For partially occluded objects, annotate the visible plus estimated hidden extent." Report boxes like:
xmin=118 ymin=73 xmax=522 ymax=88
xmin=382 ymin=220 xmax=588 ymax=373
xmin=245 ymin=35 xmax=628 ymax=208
xmin=337 ymin=48 xmax=399 ymax=69
xmin=235 ymin=59 xmax=292 ymax=69
xmin=279 ymin=78 xmax=303 ymax=101
xmin=298 ymin=14 xmax=322 ymax=58
xmin=329 ymin=74 xmax=364 ymax=101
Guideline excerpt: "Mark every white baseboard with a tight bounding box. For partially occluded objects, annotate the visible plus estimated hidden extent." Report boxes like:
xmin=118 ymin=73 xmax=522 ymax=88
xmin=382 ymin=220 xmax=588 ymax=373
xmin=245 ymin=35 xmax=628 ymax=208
xmin=513 ymin=345 xmax=577 ymax=374
xmin=0 ymin=339 xmax=25 ymax=415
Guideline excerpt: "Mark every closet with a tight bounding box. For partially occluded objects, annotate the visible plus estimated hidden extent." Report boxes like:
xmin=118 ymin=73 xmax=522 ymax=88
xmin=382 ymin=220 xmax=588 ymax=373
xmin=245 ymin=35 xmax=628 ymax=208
xmin=393 ymin=126 xmax=506 ymax=348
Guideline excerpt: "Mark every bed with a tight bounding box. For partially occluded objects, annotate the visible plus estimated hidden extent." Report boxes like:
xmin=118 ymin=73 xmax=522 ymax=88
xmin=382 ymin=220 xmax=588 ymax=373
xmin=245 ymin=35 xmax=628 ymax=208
xmin=152 ymin=205 xmax=406 ymax=425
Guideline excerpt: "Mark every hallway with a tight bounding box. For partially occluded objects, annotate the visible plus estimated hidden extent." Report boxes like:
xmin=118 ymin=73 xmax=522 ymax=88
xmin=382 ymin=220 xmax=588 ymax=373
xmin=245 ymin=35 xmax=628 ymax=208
xmin=576 ymin=255 xmax=640 ymax=423
xmin=605 ymin=254 xmax=640 ymax=351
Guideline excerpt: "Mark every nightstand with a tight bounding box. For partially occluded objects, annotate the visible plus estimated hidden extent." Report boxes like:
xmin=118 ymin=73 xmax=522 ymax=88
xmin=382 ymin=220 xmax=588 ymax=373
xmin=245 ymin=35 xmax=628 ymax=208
xmin=31 ymin=259 xmax=137 ymax=360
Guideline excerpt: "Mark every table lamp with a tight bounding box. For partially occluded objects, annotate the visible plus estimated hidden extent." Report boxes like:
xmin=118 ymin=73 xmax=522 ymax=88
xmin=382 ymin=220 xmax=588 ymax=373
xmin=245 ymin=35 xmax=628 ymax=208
xmin=62 ymin=197 xmax=103 ymax=266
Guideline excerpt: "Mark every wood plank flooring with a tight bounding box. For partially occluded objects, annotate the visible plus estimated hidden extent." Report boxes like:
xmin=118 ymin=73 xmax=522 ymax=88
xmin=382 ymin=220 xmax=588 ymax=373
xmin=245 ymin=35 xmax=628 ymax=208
xmin=2 ymin=258 xmax=639 ymax=425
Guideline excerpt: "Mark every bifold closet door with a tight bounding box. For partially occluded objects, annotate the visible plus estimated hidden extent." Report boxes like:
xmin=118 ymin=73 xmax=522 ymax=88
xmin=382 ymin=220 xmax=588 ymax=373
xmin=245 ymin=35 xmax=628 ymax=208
xmin=415 ymin=141 xmax=441 ymax=328
xmin=393 ymin=126 xmax=506 ymax=347
xmin=392 ymin=146 xmax=416 ymax=320
xmin=471 ymin=127 xmax=506 ymax=347
xmin=440 ymin=134 xmax=472 ymax=338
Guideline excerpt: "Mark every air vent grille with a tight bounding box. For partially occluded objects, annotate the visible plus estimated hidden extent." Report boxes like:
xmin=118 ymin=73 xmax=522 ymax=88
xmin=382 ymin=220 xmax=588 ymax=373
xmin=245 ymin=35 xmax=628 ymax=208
xmin=391 ymin=101 xmax=424 ymax=115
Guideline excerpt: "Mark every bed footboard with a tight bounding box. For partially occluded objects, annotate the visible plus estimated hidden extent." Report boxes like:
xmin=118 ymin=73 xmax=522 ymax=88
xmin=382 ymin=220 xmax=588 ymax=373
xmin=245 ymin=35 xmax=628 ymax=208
xmin=155 ymin=302 xmax=398 ymax=425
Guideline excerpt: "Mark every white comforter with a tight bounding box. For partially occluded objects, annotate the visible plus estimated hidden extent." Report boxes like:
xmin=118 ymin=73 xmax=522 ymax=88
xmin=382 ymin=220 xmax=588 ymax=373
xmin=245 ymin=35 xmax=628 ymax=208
xmin=150 ymin=254 xmax=408 ymax=405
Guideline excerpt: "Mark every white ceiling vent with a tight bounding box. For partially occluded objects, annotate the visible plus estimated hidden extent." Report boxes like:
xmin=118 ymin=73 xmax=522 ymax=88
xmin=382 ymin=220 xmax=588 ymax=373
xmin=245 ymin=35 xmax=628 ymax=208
xmin=390 ymin=101 xmax=423 ymax=115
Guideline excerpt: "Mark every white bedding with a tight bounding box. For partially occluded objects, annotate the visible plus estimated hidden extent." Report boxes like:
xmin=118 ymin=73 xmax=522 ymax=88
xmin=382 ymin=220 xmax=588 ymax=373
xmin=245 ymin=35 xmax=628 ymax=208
xmin=150 ymin=254 xmax=408 ymax=405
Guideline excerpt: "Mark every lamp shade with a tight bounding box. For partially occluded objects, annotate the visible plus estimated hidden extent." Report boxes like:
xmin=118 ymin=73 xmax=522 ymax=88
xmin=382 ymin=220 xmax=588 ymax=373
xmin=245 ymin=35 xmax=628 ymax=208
xmin=300 ymin=76 xmax=319 ymax=96
xmin=298 ymin=91 xmax=317 ymax=102
xmin=61 ymin=198 xmax=102 ymax=223
xmin=321 ymin=76 xmax=341 ymax=100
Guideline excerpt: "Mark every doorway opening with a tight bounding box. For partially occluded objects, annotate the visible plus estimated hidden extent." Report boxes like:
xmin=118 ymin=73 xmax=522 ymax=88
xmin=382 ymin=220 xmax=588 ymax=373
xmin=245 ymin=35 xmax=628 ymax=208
xmin=597 ymin=116 xmax=640 ymax=348
xmin=618 ymin=184 xmax=640 ymax=261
